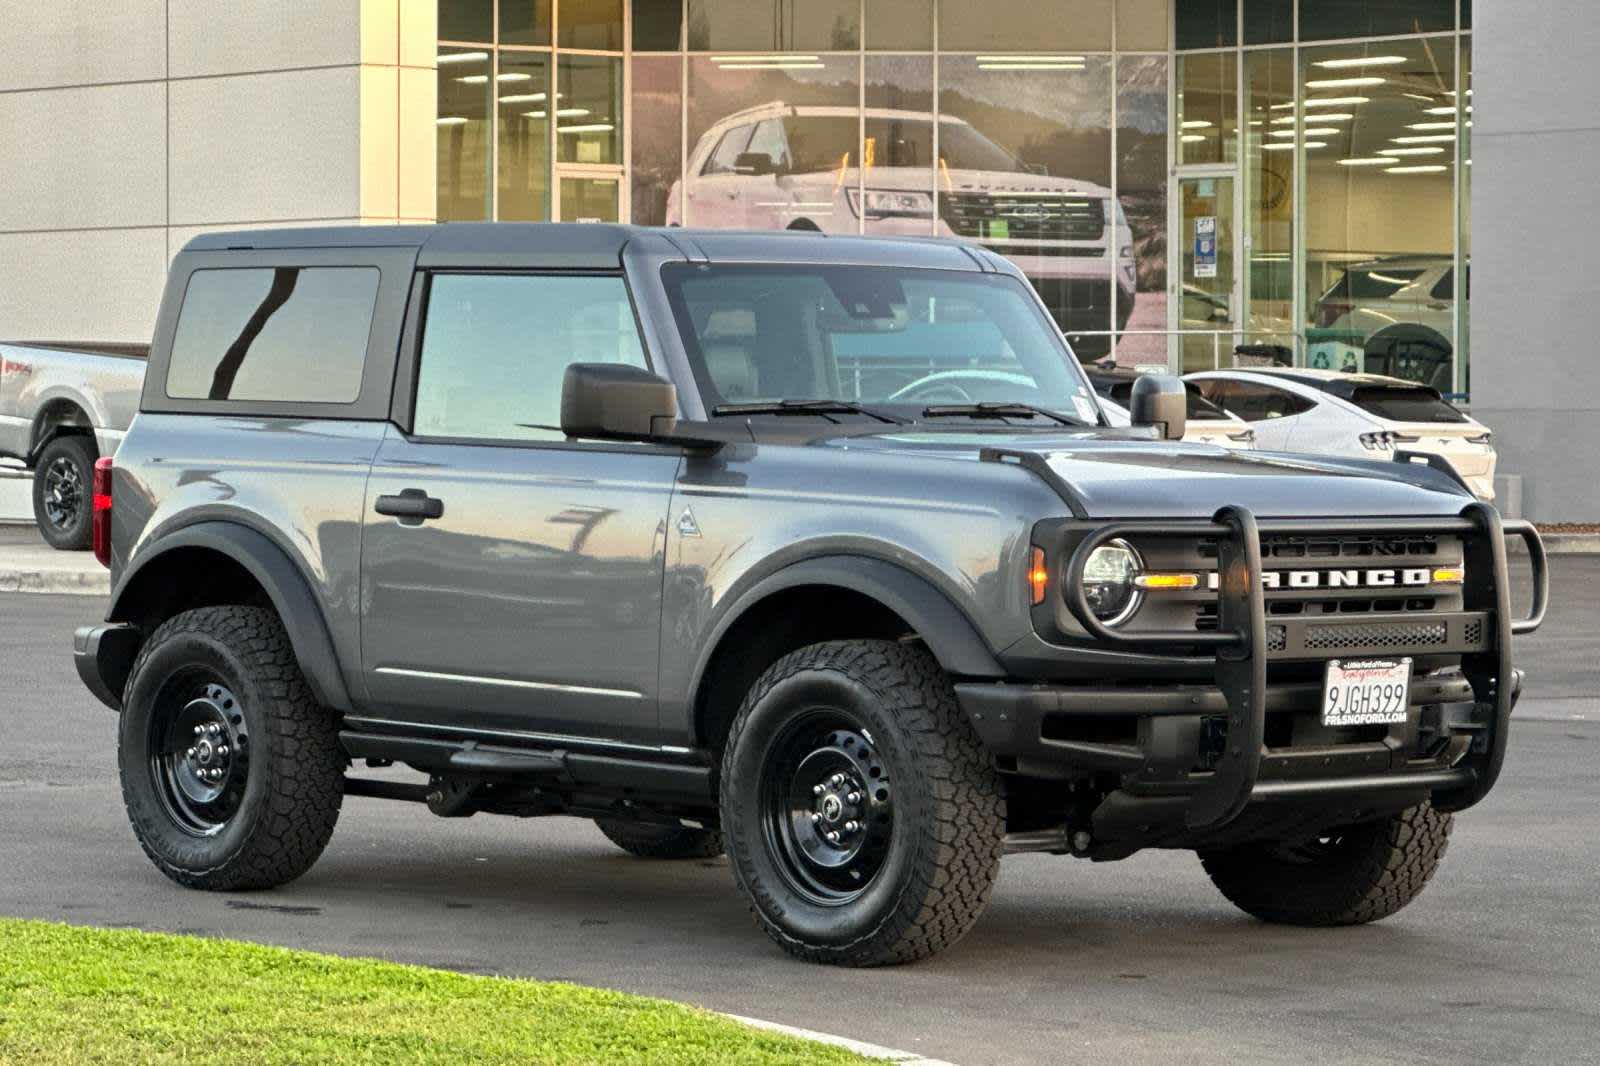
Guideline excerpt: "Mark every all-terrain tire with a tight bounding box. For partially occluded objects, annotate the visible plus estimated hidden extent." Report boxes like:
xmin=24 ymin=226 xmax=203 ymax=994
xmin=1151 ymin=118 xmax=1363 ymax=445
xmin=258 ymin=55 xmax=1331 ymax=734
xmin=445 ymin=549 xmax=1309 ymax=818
xmin=720 ymin=640 xmax=1004 ymax=966
xmin=118 ymin=606 xmax=344 ymax=891
xmin=594 ymin=818 xmax=724 ymax=859
xmin=31 ymin=434 xmax=96 ymax=550
xmin=1199 ymin=802 xmax=1452 ymax=926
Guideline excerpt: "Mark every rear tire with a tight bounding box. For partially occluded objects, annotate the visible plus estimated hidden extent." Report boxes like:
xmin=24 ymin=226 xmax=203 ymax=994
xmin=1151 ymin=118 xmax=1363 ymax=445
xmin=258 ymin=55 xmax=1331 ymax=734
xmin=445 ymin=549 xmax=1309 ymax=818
xmin=32 ymin=434 xmax=96 ymax=551
xmin=720 ymin=640 xmax=1004 ymax=966
xmin=1199 ymin=802 xmax=1452 ymax=926
xmin=118 ymin=606 xmax=344 ymax=891
xmin=594 ymin=818 xmax=723 ymax=859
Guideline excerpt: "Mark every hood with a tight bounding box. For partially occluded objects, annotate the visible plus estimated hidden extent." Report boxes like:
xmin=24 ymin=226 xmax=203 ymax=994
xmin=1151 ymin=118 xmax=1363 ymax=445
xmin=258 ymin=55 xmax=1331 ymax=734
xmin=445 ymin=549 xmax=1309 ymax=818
xmin=820 ymin=430 xmax=1472 ymax=519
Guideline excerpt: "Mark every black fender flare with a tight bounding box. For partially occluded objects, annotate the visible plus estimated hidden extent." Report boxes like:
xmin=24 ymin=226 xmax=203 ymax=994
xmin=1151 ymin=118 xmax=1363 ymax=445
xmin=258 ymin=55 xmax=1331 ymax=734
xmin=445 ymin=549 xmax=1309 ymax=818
xmin=686 ymin=554 xmax=1006 ymax=709
xmin=108 ymin=521 xmax=352 ymax=711
xmin=26 ymin=422 xmax=96 ymax=465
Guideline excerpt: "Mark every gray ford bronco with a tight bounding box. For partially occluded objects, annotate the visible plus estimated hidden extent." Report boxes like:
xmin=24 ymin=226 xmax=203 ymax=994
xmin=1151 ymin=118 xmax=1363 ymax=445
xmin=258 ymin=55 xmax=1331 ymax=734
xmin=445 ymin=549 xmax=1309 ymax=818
xmin=74 ymin=224 xmax=1548 ymax=966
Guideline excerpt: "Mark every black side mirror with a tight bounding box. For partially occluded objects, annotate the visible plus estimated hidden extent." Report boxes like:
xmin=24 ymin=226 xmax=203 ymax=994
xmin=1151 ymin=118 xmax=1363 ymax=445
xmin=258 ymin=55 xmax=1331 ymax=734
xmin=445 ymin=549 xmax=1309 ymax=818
xmin=1129 ymin=374 xmax=1187 ymax=441
xmin=561 ymin=363 xmax=681 ymax=442
xmin=734 ymin=152 xmax=776 ymax=176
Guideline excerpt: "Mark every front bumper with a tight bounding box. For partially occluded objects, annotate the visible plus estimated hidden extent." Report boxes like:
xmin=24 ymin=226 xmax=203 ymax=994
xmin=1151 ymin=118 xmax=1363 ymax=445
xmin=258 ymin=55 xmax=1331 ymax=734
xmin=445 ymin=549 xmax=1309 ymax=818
xmin=961 ymin=503 xmax=1547 ymax=837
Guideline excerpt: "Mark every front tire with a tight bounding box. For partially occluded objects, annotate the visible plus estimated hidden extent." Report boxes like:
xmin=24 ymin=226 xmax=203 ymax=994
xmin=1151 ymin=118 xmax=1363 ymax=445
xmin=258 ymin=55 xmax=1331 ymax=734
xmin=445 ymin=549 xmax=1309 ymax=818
xmin=1199 ymin=802 xmax=1452 ymax=926
xmin=118 ymin=606 xmax=344 ymax=891
xmin=720 ymin=640 xmax=1004 ymax=966
xmin=594 ymin=818 xmax=723 ymax=859
xmin=32 ymin=434 xmax=96 ymax=550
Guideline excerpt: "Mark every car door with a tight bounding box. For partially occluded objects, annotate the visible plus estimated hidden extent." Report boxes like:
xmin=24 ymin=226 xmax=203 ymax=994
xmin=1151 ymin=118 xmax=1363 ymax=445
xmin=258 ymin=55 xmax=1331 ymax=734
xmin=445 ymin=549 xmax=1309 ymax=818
xmin=684 ymin=123 xmax=755 ymax=229
xmin=359 ymin=271 xmax=681 ymax=746
xmin=1205 ymin=379 xmax=1306 ymax=451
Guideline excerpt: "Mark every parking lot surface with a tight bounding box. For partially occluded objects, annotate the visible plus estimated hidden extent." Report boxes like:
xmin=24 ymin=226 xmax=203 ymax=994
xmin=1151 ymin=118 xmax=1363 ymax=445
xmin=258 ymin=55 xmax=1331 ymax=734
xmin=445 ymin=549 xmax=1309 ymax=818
xmin=1 ymin=559 xmax=1595 ymax=1065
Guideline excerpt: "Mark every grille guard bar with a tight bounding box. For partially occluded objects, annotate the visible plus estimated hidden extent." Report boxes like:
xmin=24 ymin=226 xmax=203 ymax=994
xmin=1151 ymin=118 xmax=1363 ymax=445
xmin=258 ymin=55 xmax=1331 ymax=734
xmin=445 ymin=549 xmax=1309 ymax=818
xmin=1062 ymin=503 xmax=1548 ymax=830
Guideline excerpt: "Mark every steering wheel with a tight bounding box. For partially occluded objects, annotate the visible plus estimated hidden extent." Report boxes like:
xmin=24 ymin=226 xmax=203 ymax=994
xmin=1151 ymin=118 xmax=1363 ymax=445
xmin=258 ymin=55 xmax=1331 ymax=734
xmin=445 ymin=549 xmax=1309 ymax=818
xmin=890 ymin=378 xmax=977 ymax=405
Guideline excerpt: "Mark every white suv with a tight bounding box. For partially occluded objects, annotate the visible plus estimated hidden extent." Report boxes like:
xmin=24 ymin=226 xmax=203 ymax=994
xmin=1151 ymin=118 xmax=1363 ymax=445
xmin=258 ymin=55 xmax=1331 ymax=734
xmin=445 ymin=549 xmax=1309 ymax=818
xmin=668 ymin=102 xmax=1136 ymax=347
xmin=1309 ymin=255 xmax=1465 ymax=390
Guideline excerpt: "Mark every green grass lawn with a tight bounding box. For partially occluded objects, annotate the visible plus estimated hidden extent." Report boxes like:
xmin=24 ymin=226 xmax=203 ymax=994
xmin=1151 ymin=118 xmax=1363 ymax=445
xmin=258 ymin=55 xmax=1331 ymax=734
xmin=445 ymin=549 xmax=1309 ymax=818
xmin=0 ymin=917 xmax=872 ymax=1065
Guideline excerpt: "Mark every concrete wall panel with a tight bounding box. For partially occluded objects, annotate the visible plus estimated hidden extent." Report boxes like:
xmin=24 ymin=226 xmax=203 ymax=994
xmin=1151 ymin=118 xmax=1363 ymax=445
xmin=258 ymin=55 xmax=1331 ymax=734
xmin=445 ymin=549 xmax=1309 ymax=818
xmin=168 ymin=0 xmax=361 ymax=79
xmin=0 ymin=0 xmax=165 ymax=92
xmin=0 ymin=228 xmax=168 ymax=342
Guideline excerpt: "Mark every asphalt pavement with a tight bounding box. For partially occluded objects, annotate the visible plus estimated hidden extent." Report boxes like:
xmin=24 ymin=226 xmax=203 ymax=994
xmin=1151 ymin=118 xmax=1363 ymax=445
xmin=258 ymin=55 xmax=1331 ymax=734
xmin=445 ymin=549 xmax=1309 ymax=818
xmin=1 ymin=559 xmax=1596 ymax=1065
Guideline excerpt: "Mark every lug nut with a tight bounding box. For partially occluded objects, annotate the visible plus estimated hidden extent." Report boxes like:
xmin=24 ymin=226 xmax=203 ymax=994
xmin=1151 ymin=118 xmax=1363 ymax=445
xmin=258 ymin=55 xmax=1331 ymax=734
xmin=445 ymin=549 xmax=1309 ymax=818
xmin=812 ymin=783 xmax=825 ymax=796
xmin=847 ymin=791 xmax=862 ymax=804
xmin=831 ymin=773 xmax=845 ymax=786
xmin=186 ymin=747 xmax=196 ymax=760
xmin=811 ymin=813 xmax=822 ymax=825
xmin=194 ymin=725 xmax=204 ymax=736
xmin=215 ymin=746 xmax=228 ymax=758
xmin=208 ymin=724 xmax=221 ymax=736
xmin=844 ymin=820 xmax=860 ymax=833
xmin=825 ymin=830 xmax=841 ymax=844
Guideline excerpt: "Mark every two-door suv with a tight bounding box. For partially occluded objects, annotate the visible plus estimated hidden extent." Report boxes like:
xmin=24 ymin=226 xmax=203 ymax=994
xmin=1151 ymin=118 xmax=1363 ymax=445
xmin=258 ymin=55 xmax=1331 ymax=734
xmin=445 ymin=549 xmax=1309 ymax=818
xmin=75 ymin=224 xmax=1546 ymax=966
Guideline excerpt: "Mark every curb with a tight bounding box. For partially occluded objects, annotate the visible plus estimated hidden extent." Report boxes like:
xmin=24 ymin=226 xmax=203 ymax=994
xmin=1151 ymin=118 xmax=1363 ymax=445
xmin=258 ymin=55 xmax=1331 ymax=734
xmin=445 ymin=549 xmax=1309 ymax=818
xmin=725 ymin=1014 xmax=957 ymax=1066
xmin=1526 ymin=533 xmax=1600 ymax=555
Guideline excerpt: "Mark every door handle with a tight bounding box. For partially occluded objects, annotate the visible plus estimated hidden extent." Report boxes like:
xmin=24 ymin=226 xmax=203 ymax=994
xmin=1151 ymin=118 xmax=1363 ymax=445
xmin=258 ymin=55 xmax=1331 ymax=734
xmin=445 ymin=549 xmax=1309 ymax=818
xmin=375 ymin=488 xmax=443 ymax=525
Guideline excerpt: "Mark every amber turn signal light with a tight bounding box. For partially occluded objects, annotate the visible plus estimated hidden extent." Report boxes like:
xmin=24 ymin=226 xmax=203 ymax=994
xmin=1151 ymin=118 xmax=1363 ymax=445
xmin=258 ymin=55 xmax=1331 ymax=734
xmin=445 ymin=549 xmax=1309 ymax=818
xmin=1132 ymin=572 xmax=1201 ymax=590
xmin=1029 ymin=547 xmax=1049 ymax=605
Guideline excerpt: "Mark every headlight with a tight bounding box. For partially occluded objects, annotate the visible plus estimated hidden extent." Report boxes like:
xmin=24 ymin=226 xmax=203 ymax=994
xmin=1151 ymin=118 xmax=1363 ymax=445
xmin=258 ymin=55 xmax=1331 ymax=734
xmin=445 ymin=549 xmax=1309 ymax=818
xmin=1081 ymin=539 xmax=1142 ymax=626
xmin=846 ymin=189 xmax=935 ymax=219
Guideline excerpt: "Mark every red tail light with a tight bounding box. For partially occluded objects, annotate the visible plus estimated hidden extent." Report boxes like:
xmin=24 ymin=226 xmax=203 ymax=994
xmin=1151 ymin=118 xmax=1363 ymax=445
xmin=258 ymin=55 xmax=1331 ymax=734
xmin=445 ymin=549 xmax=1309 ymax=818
xmin=92 ymin=457 xmax=113 ymax=568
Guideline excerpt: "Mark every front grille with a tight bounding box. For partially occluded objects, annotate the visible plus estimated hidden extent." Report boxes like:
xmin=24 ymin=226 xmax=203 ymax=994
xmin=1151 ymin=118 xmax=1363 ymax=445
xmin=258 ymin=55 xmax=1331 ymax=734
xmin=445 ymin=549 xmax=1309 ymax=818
xmin=1464 ymin=619 xmax=1483 ymax=644
xmin=1304 ymin=621 xmax=1448 ymax=651
xmin=940 ymin=193 xmax=1106 ymax=242
xmin=1200 ymin=534 xmax=1442 ymax=561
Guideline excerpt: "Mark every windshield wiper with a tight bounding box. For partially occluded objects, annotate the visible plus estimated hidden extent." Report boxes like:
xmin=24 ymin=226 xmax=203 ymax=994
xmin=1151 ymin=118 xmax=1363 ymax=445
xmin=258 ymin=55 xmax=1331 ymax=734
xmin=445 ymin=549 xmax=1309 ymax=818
xmin=710 ymin=399 xmax=909 ymax=425
xmin=921 ymin=402 xmax=1087 ymax=427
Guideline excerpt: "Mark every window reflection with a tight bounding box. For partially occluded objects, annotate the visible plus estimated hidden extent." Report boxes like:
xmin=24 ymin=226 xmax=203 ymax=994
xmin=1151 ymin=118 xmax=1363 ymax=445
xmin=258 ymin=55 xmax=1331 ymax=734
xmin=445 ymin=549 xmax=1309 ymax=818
xmin=1301 ymin=38 xmax=1457 ymax=390
xmin=498 ymin=0 xmax=552 ymax=46
xmin=630 ymin=56 xmax=683 ymax=225
xmin=1176 ymin=51 xmax=1237 ymax=165
xmin=686 ymin=0 xmax=858 ymax=51
xmin=1244 ymin=48 xmax=1295 ymax=356
xmin=437 ymin=47 xmax=492 ymax=220
xmin=557 ymin=55 xmax=622 ymax=165
xmin=863 ymin=56 xmax=935 ymax=237
xmin=560 ymin=0 xmax=624 ymax=50
xmin=1114 ymin=55 xmax=1168 ymax=367
xmin=940 ymin=0 xmax=1111 ymax=51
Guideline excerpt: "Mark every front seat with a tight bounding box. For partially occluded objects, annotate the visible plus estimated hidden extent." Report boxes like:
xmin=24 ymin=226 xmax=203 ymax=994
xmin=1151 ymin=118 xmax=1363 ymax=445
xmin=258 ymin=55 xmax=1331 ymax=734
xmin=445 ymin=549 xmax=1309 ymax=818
xmin=705 ymin=344 xmax=760 ymax=400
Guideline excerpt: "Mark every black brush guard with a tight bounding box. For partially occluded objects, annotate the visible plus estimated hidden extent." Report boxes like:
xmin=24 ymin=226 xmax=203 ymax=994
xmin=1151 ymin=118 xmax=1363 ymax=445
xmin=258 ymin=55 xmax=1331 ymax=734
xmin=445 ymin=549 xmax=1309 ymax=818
xmin=1061 ymin=502 xmax=1547 ymax=830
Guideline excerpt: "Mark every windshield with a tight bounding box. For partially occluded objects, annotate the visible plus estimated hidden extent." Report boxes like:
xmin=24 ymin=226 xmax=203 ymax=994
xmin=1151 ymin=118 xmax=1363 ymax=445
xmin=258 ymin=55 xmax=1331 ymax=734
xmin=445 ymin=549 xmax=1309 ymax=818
xmin=937 ymin=120 xmax=1024 ymax=172
xmin=660 ymin=263 xmax=1099 ymax=422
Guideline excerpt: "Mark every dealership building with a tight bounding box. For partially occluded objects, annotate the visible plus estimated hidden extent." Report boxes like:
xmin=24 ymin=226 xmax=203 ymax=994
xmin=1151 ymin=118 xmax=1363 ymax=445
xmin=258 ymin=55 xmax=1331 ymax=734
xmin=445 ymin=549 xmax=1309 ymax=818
xmin=0 ymin=1 xmax=1594 ymax=517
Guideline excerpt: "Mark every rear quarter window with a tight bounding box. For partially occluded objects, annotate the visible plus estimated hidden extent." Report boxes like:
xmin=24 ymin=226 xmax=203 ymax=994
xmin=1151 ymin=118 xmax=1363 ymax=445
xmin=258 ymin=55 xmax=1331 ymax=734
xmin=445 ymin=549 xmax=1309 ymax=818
xmin=1349 ymin=385 xmax=1466 ymax=423
xmin=166 ymin=267 xmax=380 ymax=402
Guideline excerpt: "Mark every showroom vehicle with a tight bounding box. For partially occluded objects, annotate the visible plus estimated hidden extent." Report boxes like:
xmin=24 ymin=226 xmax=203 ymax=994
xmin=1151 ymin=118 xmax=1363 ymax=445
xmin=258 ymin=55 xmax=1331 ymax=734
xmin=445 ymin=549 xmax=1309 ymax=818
xmin=1309 ymin=256 xmax=1464 ymax=389
xmin=1187 ymin=368 xmax=1496 ymax=500
xmin=666 ymin=102 xmax=1136 ymax=348
xmin=0 ymin=341 xmax=144 ymax=549
xmin=1087 ymin=368 xmax=1255 ymax=449
xmin=75 ymin=224 xmax=1544 ymax=967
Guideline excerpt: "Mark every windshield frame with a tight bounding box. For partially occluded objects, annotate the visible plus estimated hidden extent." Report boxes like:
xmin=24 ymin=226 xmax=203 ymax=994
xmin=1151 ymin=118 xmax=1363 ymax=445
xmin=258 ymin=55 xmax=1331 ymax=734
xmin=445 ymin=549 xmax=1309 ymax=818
xmin=657 ymin=261 xmax=1103 ymax=428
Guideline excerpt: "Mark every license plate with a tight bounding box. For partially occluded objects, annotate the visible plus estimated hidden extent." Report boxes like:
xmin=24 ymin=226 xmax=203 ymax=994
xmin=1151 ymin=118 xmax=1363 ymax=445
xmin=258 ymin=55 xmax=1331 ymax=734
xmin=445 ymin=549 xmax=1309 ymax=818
xmin=1322 ymin=657 xmax=1413 ymax=726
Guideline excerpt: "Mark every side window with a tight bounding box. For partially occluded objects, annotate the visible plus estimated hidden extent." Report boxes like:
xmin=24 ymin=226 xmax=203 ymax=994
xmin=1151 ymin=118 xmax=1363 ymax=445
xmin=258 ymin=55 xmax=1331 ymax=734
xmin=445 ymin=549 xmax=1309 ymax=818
xmin=413 ymin=274 xmax=647 ymax=443
xmin=743 ymin=119 xmax=789 ymax=171
xmin=166 ymin=267 xmax=379 ymax=402
xmin=702 ymin=125 xmax=754 ymax=175
xmin=1219 ymin=381 xmax=1310 ymax=422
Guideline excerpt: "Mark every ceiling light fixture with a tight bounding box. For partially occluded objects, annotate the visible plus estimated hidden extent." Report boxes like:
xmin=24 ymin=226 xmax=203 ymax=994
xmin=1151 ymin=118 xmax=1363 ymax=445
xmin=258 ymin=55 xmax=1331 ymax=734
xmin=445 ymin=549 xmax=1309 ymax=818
xmin=558 ymin=123 xmax=615 ymax=133
xmin=1386 ymin=164 xmax=1448 ymax=173
xmin=1315 ymin=55 xmax=1408 ymax=69
xmin=1378 ymin=146 xmax=1446 ymax=155
xmin=1391 ymin=133 xmax=1456 ymax=143
xmin=1182 ymin=120 xmax=1213 ymax=129
xmin=1338 ymin=157 xmax=1393 ymax=166
xmin=1305 ymin=77 xmax=1386 ymax=89
xmin=436 ymin=116 xmax=468 ymax=125
xmin=1304 ymin=96 xmax=1371 ymax=108
xmin=498 ymin=92 xmax=547 ymax=104
xmin=717 ymin=62 xmax=826 ymax=69
xmin=437 ymin=52 xmax=489 ymax=64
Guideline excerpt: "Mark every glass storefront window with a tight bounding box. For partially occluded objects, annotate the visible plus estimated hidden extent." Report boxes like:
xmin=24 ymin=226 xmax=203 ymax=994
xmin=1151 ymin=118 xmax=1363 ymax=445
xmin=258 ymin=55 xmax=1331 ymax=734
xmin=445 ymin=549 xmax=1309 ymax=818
xmin=941 ymin=0 xmax=1112 ymax=51
xmin=561 ymin=176 xmax=622 ymax=222
xmin=863 ymin=56 xmax=936 ymax=236
xmin=1176 ymin=51 xmax=1237 ymax=165
xmin=632 ymin=0 xmax=683 ymax=50
xmin=938 ymin=55 xmax=1115 ymax=352
xmin=1244 ymin=48 xmax=1294 ymax=355
xmin=497 ymin=52 xmax=551 ymax=221
xmin=437 ymin=47 xmax=492 ymax=220
xmin=866 ymin=0 xmax=933 ymax=51
xmin=560 ymin=0 xmax=624 ymax=50
xmin=1301 ymin=37 xmax=1457 ymax=389
xmin=1243 ymin=0 xmax=1292 ymax=44
xmin=684 ymin=55 xmax=860 ymax=229
xmin=1175 ymin=0 xmax=1236 ymax=49
xmin=1458 ymin=36 xmax=1471 ymax=393
xmin=1114 ymin=55 xmax=1168 ymax=366
xmin=440 ymin=0 xmax=492 ymax=42
xmin=686 ymin=0 xmax=859 ymax=52
xmin=1298 ymin=0 xmax=1454 ymax=41
xmin=630 ymin=55 xmax=683 ymax=225
xmin=557 ymin=55 xmax=622 ymax=166
xmin=498 ymin=0 xmax=552 ymax=46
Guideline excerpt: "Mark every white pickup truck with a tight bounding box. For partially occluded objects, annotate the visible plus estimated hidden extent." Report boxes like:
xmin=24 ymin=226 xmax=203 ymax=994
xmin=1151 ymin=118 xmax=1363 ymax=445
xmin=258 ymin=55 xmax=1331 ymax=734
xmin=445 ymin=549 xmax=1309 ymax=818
xmin=0 ymin=342 xmax=146 ymax=549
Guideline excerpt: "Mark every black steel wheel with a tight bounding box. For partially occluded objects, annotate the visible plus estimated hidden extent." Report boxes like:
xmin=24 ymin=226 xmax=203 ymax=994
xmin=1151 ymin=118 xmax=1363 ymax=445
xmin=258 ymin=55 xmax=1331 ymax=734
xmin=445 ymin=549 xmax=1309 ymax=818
xmin=761 ymin=718 xmax=893 ymax=904
xmin=119 ymin=606 xmax=344 ymax=891
xmin=31 ymin=435 xmax=96 ymax=550
xmin=720 ymin=640 xmax=1004 ymax=966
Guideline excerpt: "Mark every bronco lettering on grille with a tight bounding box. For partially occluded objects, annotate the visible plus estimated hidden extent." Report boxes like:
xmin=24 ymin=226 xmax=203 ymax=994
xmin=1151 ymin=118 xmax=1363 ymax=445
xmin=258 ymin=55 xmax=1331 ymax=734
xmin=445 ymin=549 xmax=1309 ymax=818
xmin=1204 ymin=568 xmax=1435 ymax=590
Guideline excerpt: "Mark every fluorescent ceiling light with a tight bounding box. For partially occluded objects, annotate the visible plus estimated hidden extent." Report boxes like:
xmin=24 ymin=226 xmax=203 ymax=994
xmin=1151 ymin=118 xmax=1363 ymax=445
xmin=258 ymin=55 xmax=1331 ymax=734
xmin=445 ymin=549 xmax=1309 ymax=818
xmin=437 ymin=51 xmax=488 ymax=64
xmin=1338 ymin=157 xmax=1393 ymax=166
xmin=1181 ymin=134 xmax=1207 ymax=142
xmin=710 ymin=55 xmax=818 ymax=63
xmin=1314 ymin=55 xmax=1408 ymax=69
xmin=498 ymin=93 xmax=547 ymax=104
xmin=1378 ymin=146 xmax=1446 ymax=155
xmin=1270 ymin=127 xmax=1339 ymax=137
xmin=1401 ymin=92 xmax=1436 ymax=103
xmin=558 ymin=123 xmax=615 ymax=133
xmin=975 ymin=55 xmax=1084 ymax=62
xmin=1305 ymin=96 xmax=1371 ymax=108
xmin=1305 ymin=76 xmax=1386 ymax=89
xmin=436 ymin=116 xmax=468 ymax=125
xmin=456 ymin=73 xmax=533 ymax=84
xmin=1408 ymin=121 xmax=1457 ymax=130
xmin=717 ymin=62 xmax=827 ymax=70
xmin=1181 ymin=120 xmax=1212 ymax=129
xmin=1425 ymin=105 xmax=1471 ymax=115
xmin=978 ymin=62 xmax=1085 ymax=70
xmin=1391 ymin=133 xmax=1456 ymax=143
xmin=1386 ymin=165 xmax=1448 ymax=174
xmin=1271 ymin=113 xmax=1353 ymax=124
xmin=1262 ymin=141 xmax=1326 ymax=150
